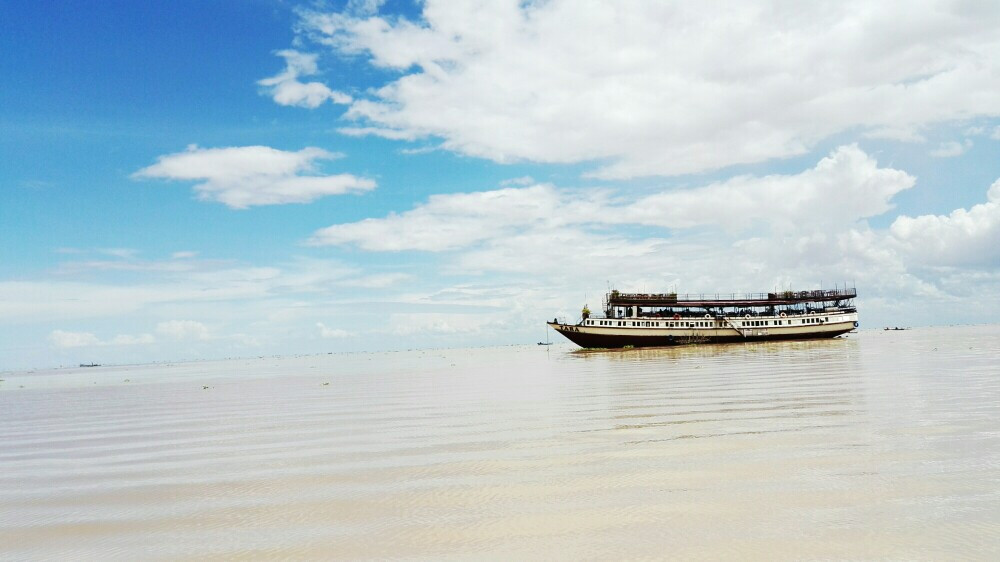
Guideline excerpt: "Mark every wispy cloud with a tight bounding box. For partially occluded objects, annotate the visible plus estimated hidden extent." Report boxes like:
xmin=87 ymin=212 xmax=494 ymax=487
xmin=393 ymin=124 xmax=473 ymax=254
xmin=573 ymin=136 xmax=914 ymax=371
xmin=316 ymin=322 xmax=353 ymax=338
xmin=49 ymin=329 xmax=154 ymax=348
xmin=500 ymin=176 xmax=534 ymax=187
xmin=133 ymin=145 xmax=375 ymax=208
xmin=257 ymin=50 xmax=352 ymax=109
xmin=929 ymin=139 xmax=973 ymax=158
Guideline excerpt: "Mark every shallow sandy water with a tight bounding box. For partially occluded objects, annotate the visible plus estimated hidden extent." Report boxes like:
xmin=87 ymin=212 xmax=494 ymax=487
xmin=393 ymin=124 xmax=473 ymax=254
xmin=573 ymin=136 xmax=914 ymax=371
xmin=2 ymin=326 xmax=999 ymax=559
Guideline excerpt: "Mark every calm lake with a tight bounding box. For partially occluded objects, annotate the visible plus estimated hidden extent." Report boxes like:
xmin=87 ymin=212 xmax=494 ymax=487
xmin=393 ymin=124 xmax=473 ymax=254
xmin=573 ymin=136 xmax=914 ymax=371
xmin=2 ymin=326 xmax=999 ymax=559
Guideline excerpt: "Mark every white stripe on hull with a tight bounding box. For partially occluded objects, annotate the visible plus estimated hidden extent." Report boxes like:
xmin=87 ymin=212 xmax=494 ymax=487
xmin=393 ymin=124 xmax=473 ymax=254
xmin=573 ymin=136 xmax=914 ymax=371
xmin=551 ymin=312 xmax=859 ymax=347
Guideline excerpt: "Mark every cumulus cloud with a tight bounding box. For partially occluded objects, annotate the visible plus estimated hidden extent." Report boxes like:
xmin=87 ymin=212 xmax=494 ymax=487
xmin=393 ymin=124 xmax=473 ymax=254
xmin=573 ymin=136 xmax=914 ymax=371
xmin=49 ymin=330 xmax=154 ymax=348
xmin=258 ymin=50 xmax=352 ymax=109
xmin=621 ymin=145 xmax=914 ymax=232
xmin=133 ymin=145 xmax=375 ymax=208
xmin=295 ymin=1 xmax=1000 ymax=177
xmin=889 ymin=179 xmax=1000 ymax=267
xmin=156 ymin=320 xmax=211 ymax=341
xmin=310 ymin=145 xmax=912 ymax=251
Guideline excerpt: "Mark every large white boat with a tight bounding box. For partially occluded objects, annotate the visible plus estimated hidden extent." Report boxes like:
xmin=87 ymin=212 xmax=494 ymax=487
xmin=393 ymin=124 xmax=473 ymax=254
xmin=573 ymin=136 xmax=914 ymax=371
xmin=548 ymin=287 xmax=859 ymax=348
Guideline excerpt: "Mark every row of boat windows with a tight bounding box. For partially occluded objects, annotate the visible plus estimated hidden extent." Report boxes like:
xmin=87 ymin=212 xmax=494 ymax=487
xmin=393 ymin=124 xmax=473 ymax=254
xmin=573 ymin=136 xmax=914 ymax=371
xmin=589 ymin=317 xmax=831 ymax=328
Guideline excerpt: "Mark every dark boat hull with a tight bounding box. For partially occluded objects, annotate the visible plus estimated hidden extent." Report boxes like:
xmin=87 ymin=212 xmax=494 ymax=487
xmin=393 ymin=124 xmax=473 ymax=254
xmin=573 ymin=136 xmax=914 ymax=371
xmin=547 ymin=322 xmax=854 ymax=348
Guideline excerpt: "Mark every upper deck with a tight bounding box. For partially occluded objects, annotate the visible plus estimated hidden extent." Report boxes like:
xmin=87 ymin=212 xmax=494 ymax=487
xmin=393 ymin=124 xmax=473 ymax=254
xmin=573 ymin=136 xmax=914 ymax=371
xmin=606 ymin=288 xmax=857 ymax=308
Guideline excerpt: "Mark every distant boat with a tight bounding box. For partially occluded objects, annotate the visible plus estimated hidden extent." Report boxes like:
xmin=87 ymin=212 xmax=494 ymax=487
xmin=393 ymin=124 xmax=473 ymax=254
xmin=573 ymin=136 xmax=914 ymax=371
xmin=884 ymin=327 xmax=907 ymax=331
xmin=79 ymin=363 xmax=101 ymax=367
xmin=548 ymin=287 xmax=859 ymax=348
xmin=537 ymin=342 xmax=553 ymax=346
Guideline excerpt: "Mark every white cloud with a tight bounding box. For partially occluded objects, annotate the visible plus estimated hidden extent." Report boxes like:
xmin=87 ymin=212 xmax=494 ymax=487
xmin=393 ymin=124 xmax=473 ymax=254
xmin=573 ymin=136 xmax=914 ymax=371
xmin=863 ymin=127 xmax=927 ymax=143
xmin=133 ymin=145 xmax=375 ymax=208
xmin=309 ymin=183 xmax=595 ymax=251
xmin=337 ymin=126 xmax=420 ymax=141
xmin=339 ymin=272 xmax=412 ymax=288
xmin=49 ymin=329 xmax=154 ymax=348
xmin=500 ymin=176 xmax=535 ymax=187
xmin=156 ymin=320 xmax=211 ymax=341
xmin=620 ymin=145 xmax=914 ymax=232
xmin=345 ymin=0 xmax=385 ymax=17
xmin=297 ymin=1 xmax=1000 ymax=177
xmin=991 ymin=126 xmax=1000 ymax=140
xmin=310 ymin=145 xmax=912 ymax=251
xmin=316 ymin=322 xmax=352 ymax=338
xmin=100 ymin=248 xmax=139 ymax=259
xmin=258 ymin=50 xmax=352 ymax=109
xmin=889 ymin=178 xmax=1000 ymax=267
xmin=49 ymin=330 xmax=100 ymax=348
xmin=171 ymin=251 xmax=198 ymax=259
xmin=929 ymin=139 xmax=972 ymax=158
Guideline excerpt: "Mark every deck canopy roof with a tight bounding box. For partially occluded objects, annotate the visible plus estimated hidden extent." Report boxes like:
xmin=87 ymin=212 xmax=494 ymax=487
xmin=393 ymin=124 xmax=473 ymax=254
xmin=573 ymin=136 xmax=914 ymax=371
xmin=607 ymin=288 xmax=857 ymax=309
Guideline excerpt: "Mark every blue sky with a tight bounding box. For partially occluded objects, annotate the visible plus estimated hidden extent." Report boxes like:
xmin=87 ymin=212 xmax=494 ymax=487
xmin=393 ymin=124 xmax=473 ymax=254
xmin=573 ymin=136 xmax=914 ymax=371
xmin=3 ymin=0 xmax=1000 ymax=369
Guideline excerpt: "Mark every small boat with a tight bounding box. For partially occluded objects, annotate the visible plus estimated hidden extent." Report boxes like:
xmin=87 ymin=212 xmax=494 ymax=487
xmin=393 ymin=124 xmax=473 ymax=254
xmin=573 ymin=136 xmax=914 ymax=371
xmin=549 ymin=287 xmax=859 ymax=348
xmin=79 ymin=363 xmax=101 ymax=368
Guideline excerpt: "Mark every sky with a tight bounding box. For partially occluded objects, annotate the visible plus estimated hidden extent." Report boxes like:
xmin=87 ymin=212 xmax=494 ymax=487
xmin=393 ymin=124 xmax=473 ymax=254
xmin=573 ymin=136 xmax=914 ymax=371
xmin=3 ymin=0 xmax=1000 ymax=369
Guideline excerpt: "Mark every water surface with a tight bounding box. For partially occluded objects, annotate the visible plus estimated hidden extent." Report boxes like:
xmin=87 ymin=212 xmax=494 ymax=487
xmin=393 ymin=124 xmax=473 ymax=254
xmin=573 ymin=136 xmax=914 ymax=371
xmin=2 ymin=327 xmax=999 ymax=559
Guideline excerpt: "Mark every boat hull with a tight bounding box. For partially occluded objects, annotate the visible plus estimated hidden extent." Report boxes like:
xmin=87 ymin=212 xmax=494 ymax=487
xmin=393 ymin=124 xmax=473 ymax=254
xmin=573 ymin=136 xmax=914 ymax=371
xmin=547 ymin=321 xmax=856 ymax=348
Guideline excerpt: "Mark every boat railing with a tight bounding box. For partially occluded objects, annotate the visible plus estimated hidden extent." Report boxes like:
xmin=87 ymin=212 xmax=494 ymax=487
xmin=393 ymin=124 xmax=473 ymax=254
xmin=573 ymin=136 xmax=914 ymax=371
xmin=607 ymin=287 xmax=856 ymax=306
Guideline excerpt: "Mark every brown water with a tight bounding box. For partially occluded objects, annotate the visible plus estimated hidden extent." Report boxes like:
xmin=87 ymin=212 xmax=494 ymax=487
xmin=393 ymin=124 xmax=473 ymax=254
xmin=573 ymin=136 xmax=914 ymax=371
xmin=2 ymin=326 xmax=999 ymax=560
